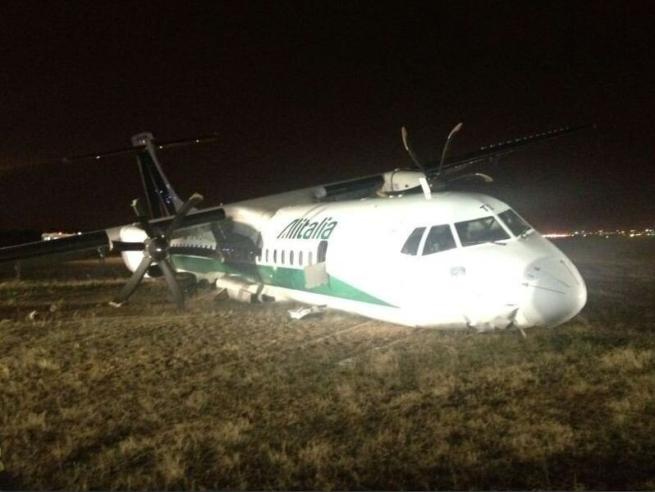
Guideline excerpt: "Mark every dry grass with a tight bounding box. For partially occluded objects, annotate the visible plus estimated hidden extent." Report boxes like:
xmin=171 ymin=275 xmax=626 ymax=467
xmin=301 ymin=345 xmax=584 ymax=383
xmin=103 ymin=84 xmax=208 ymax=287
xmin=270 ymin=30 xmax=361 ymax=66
xmin=1 ymin=238 xmax=655 ymax=490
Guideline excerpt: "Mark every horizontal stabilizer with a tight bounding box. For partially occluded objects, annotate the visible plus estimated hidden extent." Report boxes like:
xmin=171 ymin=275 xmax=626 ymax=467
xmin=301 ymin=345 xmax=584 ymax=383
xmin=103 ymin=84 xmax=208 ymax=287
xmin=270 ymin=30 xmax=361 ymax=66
xmin=60 ymin=133 xmax=219 ymax=163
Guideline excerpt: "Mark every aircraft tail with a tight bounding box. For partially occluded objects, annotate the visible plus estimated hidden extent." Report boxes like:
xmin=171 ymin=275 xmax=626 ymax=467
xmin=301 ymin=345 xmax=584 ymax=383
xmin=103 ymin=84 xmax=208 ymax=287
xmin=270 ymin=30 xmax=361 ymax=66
xmin=28 ymin=130 xmax=216 ymax=219
xmin=131 ymin=132 xmax=184 ymax=219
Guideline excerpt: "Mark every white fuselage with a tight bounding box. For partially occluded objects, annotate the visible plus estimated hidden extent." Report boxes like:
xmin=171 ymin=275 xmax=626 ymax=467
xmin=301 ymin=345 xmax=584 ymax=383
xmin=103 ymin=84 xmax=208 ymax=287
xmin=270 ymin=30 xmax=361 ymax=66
xmin=120 ymin=191 xmax=587 ymax=331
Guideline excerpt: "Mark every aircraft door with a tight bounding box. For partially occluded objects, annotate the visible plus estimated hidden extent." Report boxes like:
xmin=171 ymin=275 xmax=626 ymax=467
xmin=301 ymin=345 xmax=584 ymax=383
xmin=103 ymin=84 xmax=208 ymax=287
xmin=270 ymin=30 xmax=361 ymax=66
xmin=304 ymin=240 xmax=329 ymax=289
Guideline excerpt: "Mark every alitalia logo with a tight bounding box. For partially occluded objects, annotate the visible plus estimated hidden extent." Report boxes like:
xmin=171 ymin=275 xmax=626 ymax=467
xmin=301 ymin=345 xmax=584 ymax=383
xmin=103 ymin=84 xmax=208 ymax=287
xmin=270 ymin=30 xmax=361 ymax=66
xmin=277 ymin=217 xmax=338 ymax=240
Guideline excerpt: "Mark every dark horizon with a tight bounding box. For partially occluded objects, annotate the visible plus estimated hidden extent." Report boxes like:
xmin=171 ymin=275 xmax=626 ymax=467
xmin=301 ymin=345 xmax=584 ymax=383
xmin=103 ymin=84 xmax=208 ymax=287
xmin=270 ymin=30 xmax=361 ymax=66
xmin=1 ymin=2 xmax=653 ymax=234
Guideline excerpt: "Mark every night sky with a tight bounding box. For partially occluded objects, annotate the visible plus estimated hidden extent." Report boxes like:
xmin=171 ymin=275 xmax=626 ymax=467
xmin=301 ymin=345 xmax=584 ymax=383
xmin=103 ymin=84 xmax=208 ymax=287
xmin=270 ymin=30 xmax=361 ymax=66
xmin=1 ymin=2 xmax=653 ymax=234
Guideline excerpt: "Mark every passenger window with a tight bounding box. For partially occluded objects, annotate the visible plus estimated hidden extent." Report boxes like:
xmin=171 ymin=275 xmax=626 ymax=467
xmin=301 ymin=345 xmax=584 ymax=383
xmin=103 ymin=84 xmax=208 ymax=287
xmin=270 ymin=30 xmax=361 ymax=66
xmin=290 ymin=250 xmax=294 ymax=265
xmin=299 ymin=251 xmax=303 ymax=266
xmin=317 ymin=240 xmax=328 ymax=263
xmin=281 ymin=250 xmax=285 ymax=265
xmin=423 ymin=225 xmax=456 ymax=255
xmin=273 ymin=249 xmax=277 ymax=263
xmin=401 ymin=227 xmax=426 ymax=255
xmin=308 ymin=251 xmax=313 ymax=265
xmin=265 ymin=249 xmax=269 ymax=263
xmin=455 ymin=216 xmax=510 ymax=246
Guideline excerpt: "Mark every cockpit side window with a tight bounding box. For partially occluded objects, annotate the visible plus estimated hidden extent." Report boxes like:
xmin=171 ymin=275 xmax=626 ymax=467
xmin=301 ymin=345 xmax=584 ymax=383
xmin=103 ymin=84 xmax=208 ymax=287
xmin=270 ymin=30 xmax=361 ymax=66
xmin=498 ymin=209 xmax=532 ymax=237
xmin=455 ymin=216 xmax=510 ymax=246
xmin=401 ymin=227 xmax=426 ymax=255
xmin=422 ymin=225 xmax=456 ymax=255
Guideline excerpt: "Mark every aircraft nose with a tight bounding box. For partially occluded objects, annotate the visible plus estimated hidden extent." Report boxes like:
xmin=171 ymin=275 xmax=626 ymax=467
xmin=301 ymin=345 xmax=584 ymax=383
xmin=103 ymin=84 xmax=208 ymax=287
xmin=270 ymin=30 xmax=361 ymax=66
xmin=515 ymin=256 xmax=587 ymax=328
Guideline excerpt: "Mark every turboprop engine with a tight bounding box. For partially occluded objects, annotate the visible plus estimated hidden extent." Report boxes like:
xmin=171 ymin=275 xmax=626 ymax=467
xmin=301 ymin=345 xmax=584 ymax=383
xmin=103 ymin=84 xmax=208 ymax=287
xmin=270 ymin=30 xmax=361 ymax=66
xmin=379 ymin=170 xmax=426 ymax=194
xmin=115 ymin=225 xmax=149 ymax=273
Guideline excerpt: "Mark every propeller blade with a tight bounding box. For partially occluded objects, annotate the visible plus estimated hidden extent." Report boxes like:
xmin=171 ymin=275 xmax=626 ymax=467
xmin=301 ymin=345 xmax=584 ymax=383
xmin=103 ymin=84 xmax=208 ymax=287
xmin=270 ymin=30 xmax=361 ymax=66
xmin=159 ymin=258 xmax=185 ymax=309
xmin=473 ymin=172 xmax=493 ymax=183
xmin=447 ymin=172 xmax=494 ymax=184
xmin=165 ymin=193 xmax=204 ymax=237
xmin=111 ymin=241 xmax=145 ymax=252
xmin=401 ymin=126 xmax=426 ymax=172
xmin=437 ymin=122 xmax=464 ymax=178
xmin=110 ymin=255 xmax=152 ymax=306
xmin=131 ymin=198 xmax=156 ymax=238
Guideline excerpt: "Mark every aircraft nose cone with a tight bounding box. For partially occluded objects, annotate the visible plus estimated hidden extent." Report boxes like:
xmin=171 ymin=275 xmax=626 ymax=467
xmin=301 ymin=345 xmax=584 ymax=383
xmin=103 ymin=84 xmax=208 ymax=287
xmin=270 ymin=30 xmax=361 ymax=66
xmin=515 ymin=256 xmax=587 ymax=328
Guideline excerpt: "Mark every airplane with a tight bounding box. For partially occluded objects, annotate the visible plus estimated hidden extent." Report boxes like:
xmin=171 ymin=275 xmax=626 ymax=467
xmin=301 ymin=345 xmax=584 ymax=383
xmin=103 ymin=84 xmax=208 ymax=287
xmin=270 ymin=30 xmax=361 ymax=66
xmin=0 ymin=124 xmax=589 ymax=333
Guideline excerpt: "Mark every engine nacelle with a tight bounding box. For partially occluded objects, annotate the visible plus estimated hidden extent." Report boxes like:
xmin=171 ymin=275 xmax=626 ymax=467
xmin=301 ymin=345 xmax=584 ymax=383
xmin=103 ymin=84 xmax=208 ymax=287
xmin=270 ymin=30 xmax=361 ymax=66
xmin=379 ymin=170 xmax=425 ymax=194
xmin=115 ymin=225 xmax=147 ymax=273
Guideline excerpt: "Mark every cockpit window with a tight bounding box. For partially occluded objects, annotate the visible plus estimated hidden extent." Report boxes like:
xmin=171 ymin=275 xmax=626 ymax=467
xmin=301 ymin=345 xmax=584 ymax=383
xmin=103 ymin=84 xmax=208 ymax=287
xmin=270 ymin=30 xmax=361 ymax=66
xmin=455 ymin=216 xmax=510 ymax=246
xmin=401 ymin=227 xmax=425 ymax=255
xmin=423 ymin=225 xmax=456 ymax=255
xmin=498 ymin=209 xmax=532 ymax=237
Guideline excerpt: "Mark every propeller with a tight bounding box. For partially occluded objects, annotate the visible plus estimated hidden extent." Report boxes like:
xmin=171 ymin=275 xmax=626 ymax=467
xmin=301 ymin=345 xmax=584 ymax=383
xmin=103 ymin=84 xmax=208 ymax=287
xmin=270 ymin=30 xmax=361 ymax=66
xmin=110 ymin=193 xmax=204 ymax=309
xmin=401 ymin=123 xmax=494 ymax=193
xmin=401 ymin=126 xmax=426 ymax=172
xmin=447 ymin=172 xmax=494 ymax=184
xmin=436 ymin=122 xmax=463 ymax=179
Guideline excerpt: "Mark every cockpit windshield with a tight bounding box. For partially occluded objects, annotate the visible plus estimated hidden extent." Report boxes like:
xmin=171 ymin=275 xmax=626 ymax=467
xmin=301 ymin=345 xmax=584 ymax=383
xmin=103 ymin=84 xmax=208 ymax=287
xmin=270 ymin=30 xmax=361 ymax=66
xmin=455 ymin=216 xmax=510 ymax=246
xmin=498 ymin=209 xmax=532 ymax=237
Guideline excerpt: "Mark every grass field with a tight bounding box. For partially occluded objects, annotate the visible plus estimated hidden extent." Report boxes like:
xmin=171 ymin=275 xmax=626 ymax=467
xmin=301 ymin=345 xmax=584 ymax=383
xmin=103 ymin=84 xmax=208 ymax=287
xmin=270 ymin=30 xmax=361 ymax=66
xmin=1 ymin=238 xmax=655 ymax=490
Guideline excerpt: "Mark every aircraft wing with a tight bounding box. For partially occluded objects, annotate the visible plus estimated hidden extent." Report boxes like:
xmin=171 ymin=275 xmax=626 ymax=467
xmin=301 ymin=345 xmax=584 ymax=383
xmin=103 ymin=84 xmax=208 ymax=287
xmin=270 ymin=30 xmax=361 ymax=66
xmin=0 ymin=230 xmax=112 ymax=265
xmin=435 ymin=124 xmax=590 ymax=177
xmin=0 ymin=124 xmax=589 ymax=267
xmin=0 ymin=207 xmax=226 ymax=267
xmin=311 ymin=124 xmax=591 ymax=201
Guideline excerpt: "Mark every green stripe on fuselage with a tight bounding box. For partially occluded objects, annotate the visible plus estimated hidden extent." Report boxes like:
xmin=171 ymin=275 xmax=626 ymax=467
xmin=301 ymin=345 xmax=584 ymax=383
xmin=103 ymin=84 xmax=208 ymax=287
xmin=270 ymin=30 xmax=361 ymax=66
xmin=171 ymin=254 xmax=392 ymax=307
